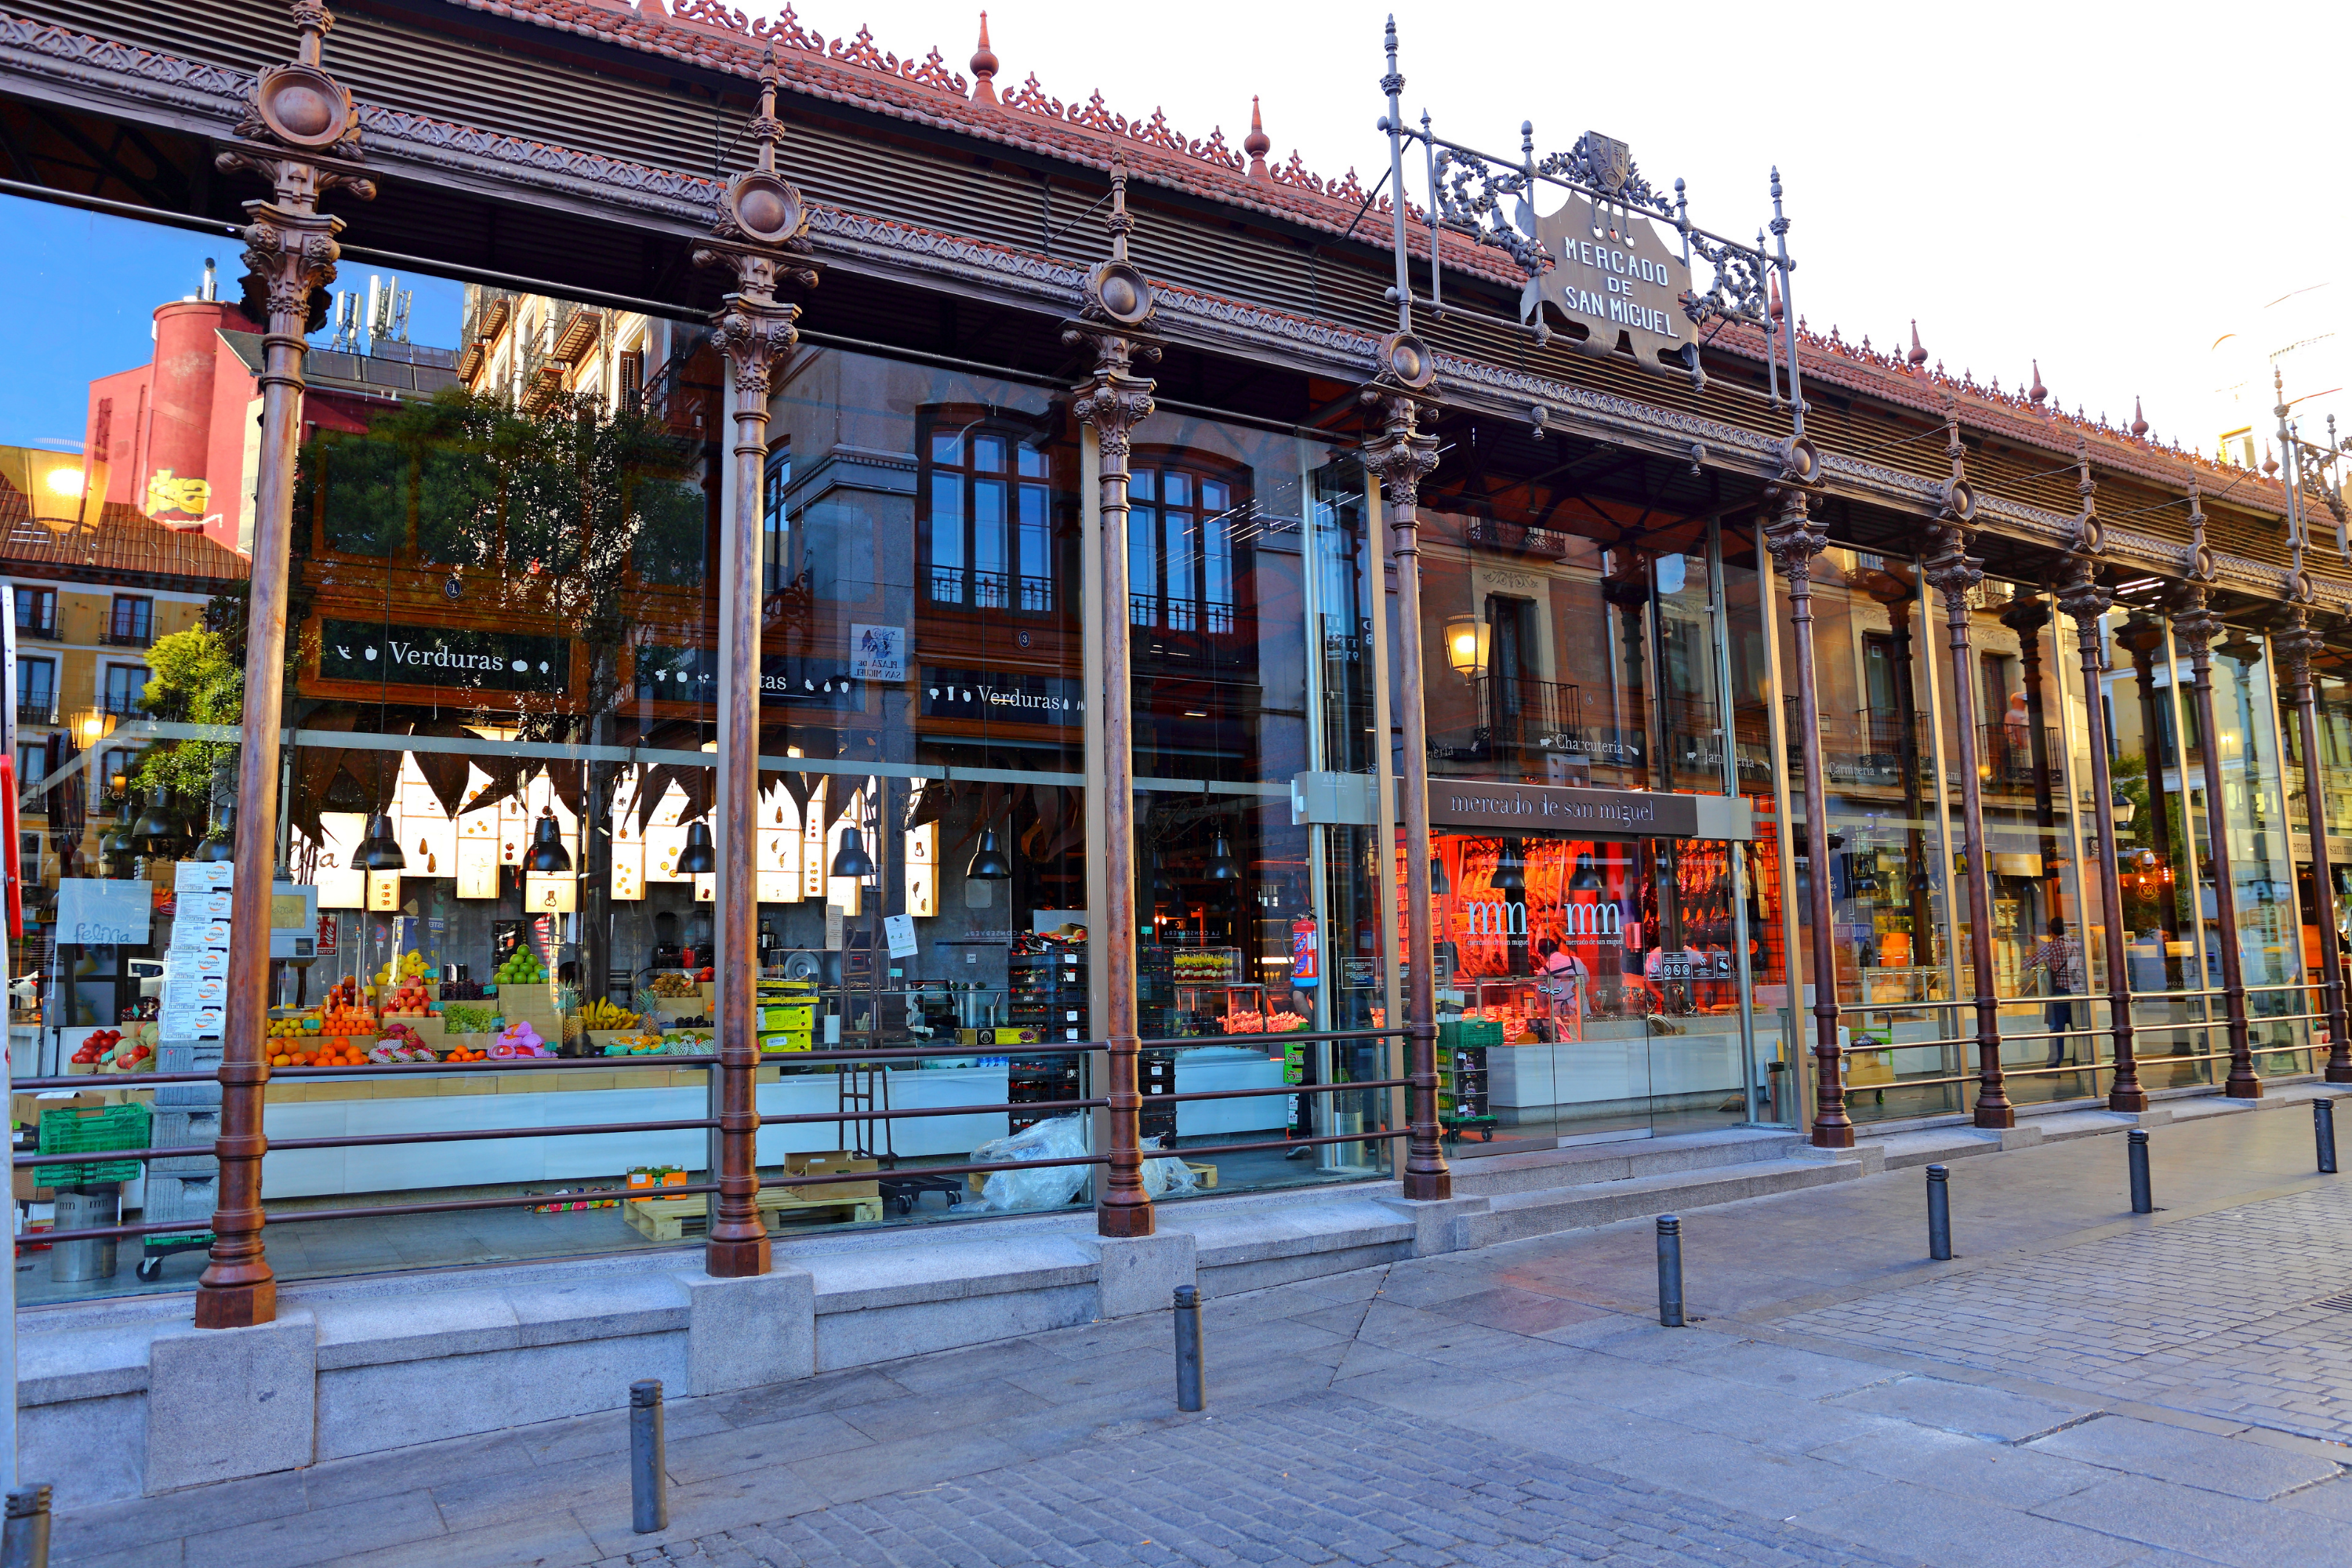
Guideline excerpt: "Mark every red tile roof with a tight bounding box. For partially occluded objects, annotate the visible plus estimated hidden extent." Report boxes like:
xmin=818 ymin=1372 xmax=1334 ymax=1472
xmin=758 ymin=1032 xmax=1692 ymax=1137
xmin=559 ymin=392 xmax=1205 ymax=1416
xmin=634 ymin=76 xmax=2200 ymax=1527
xmin=0 ymin=484 xmax=252 ymax=586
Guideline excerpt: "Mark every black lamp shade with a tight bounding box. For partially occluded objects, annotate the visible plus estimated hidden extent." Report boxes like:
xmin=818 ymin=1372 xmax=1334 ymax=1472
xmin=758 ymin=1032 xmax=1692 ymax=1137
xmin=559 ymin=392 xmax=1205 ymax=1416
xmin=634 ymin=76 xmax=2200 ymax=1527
xmin=357 ymin=811 xmax=407 ymax=873
xmin=97 ymin=795 xmax=136 ymax=860
xmin=132 ymin=788 xmax=183 ymax=857
xmin=524 ymin=809 xmax=573 ymax=873
xmin=676 ymin=820 xmax=717 ymax=876
xmin=966 ymin=828 xmax=1012 ymax=880
xmin=1489 ymin=839 xmax=1526 ymax=892
xmin=1207 ymin=833 xmax=1240 ymax=880
xmin=830 ymin=826 xmax=876 ymax=880
xmin=195 ymin=805 xmax=238 ymax=863
xmin=1567 ymin=851 xmax=1603 ymax=891
xmin=1429 ymin=855 xmax=1450 ymax=897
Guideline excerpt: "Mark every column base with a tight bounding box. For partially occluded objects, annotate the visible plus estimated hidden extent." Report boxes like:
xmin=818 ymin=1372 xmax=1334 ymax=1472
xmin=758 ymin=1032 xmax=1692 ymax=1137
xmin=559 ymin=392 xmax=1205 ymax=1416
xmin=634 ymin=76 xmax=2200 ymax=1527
xmin=705 ymin=1236 xmax=772 ymax=1276
xmin=1973 ymin=1102 xmax=2016 ymax=1130
xmin=1097 ymin=1199 xmax=1156 ymax=1238
xmin=2107 ymin=1085 xmax=2151 ymax=1113
xmin=192 ymin=1278 xmax=277 ymax=1330
xmin=2225 ymin=1075 xmax=2264 ymax=1099
xmin=1400 ymin=1171 xmax=1454 ymax=1202
xmin=2326 ymin=1063 xmax=2352 ymax=1083
xmin=1809 ymin=1122 xmax=1856 ymax=1149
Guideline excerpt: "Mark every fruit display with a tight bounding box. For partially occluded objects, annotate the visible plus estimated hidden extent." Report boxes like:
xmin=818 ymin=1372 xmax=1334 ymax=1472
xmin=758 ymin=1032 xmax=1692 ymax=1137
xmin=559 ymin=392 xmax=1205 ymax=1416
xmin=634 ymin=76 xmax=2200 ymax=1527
xmin=579 ymin=998 xmax=640 ymax=1031
xmin=273 ymin=1037 xmax=372 ymax=1067
xmin=381 ymin=976 xmax=437 ymax=1018
xmin=441 ymin=1003 xmax=495 ymax=1033
xmin=1215 ymin=1009 xmax=1265 ymax=1034
xmin=495 ymin=946 xmax=548 ymax=987
xmin=1174 ymin=949 xmax=1238 ymax=982
xmin=71 ymin=1025 xmax=158 ymax=1072
xmin=490 ymin=1021 xmax=552 ymax=1058
xmin=368 ymin=1036 xmax=437 ymax=1064
xmin=444 ymin=1041 xmax=488 ymax=1062
xmin=267 ymin=1015 xmax=314 ymax=1041
xmin=646 ymin=971 xmax=698 ymax=998
xmin=318 ymin=1001 xmax=378 ymax=1037
xmin=376 ymin=951 xmax=435 ymax=988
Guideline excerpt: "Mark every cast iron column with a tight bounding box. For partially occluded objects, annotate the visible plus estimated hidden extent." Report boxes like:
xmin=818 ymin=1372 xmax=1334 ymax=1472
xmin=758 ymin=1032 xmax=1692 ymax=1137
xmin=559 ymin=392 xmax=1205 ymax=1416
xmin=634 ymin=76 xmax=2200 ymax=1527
xmin=2057 ymin=568 xmax=2146 ymax=1109
xmin=2278 ymin=613 xmax=2352 ymax=1080
xmin=2174 ymin=587 xmax=2260 ymax=1098
xmin=1067 ymin=161 xmax=1160 ymax=1236
xmin=199 ymin=0 xmax=375 ymax=1330
xmin=1921 ymin=493 xmax=2013 ymax=1127
xmin=1864 ymin=572 xmax=1936 ymax=965
xmin=1363 ymin=373 xmax=1450 ymax=1197
xmin=1999 ymin=595 xmax=2061 ymax=885
xmin=1762 ymin=463 xmax=1852 ymax=1147
xmin=693 ymin=53 xmax=820 ymax=1272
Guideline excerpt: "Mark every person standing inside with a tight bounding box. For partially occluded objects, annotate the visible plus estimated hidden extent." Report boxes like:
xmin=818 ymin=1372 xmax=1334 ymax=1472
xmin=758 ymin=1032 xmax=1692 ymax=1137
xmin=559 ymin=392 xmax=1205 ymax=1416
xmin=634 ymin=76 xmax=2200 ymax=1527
xmin=2028 ymin=916 xmax=2081 ymax=1069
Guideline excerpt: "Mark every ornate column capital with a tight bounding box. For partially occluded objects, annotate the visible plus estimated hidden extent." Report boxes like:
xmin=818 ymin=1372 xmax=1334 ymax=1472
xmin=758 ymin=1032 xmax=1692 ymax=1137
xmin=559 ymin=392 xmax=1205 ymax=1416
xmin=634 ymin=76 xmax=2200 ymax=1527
xmin=1066 ymin=157 xmax=1161 ymax=445
xmin=2054 ymin=561 xmax=2112 ymax=636
xmin=1361 ymin=393 xmax=1440 ymax=519
xmin=1998 ymin=591 xmax=2054 ymax=641
xmin=693 ymin=48 xmax=820 ymax=352
xmin=2171 ymin=586 xmax=2220 ymax=662
xmin=2274 ymin=609 xmax=2325 ymax=690
xmin=1759 ymin=484 xmax=1825 ymax=583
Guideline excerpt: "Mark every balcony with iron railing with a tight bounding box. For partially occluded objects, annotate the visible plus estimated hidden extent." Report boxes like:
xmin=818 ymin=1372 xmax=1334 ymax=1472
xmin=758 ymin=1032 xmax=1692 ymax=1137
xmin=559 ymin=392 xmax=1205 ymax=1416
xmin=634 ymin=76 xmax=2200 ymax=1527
xmin=15 ymin=697 xmax=55 ymax=725
xmin=16 ymin=616 xmax=57 ymax=641
xmin=99 ymin=626 xmax=153 ymax=649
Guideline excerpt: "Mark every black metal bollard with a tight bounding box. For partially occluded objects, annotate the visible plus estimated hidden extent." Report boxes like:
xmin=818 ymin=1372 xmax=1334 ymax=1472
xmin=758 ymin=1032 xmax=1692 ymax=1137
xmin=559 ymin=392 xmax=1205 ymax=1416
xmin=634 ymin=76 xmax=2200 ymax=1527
xmin=2128 ymin=1128 xmax=2154 ymax=1214
xmin=2318 ymin=1098 xmax=2340 ymax=1176
xmin=1657 ymin=1214 xmax=1685 ymax=1327
xmin=2 ymin=1485 xmax=53 ymax=1568
xmin=630 ymin=1379 xmax=667 ymax=1534
xmin=1926 ymin=1164 xmax=1952 ymax=1261
xmin=1173 ymin=1284 xmax=1205 ymax=1412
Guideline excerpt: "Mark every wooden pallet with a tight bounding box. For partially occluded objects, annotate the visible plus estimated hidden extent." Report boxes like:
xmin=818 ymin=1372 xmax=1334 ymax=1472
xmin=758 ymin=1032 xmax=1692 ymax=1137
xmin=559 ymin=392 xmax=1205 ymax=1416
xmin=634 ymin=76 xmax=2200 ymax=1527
xmin=622 ymin=1189 xmax=881 ymax=1242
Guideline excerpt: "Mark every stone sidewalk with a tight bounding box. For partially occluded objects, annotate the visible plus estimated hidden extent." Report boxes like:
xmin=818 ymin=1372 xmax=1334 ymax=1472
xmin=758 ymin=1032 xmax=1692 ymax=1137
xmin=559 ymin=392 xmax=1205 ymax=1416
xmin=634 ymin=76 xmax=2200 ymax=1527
xmin=51 ymin=1099 xmax=2352 ymax=1566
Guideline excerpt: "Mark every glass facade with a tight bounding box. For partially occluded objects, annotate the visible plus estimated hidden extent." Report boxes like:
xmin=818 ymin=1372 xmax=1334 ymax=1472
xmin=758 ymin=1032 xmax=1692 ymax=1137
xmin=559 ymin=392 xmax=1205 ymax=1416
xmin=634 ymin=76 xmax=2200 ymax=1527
xmin=2 ymin=187 xmax=2333 ymax=1310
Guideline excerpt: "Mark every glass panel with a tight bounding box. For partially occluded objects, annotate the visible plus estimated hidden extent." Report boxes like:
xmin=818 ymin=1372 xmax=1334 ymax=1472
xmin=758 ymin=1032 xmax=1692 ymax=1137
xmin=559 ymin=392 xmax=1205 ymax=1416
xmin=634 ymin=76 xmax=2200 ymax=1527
xmin=1016 ymin=481 xmax=1051 ymax=613
xmin=971 ymin=476 xmax=1007 ymax=608
xmin=927 ymin=471 xmax=964 ymax=602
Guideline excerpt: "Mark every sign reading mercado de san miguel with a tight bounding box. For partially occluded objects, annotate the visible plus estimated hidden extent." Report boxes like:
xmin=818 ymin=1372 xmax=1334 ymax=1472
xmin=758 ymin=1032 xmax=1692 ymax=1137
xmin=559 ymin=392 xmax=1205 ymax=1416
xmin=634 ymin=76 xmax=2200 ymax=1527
xmin=1516 ymin=135 xmax=1694 ymax=374
xmin=1429 ymin=779 xmax=1700 ymax=840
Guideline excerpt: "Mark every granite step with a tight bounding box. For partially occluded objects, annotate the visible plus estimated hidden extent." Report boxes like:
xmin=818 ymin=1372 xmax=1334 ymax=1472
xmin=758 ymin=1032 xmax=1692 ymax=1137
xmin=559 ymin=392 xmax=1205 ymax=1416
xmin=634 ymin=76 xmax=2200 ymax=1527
xmin=1446 ymin=1127 xmax=1806 ymax=1197
xmin=1457 ymin=1155 xmax=1860 ymax=1248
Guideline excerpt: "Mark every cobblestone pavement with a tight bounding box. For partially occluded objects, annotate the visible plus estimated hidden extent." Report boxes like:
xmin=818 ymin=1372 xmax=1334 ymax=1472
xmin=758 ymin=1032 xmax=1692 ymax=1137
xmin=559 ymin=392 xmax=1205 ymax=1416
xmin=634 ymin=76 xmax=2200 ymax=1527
xmin=587 ymin=1398 xmax=1923 ymax=1568
xmin=53 ymin=1102 xmax=2352 ymax=1567
xmin=1775 ymin=1180 xmax=2352 ymax=1444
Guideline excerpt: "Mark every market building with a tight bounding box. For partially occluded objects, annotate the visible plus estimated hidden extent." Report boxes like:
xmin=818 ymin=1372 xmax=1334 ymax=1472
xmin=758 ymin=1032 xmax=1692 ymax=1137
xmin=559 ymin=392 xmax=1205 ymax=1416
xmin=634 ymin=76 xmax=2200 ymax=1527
xmin=3 ymin=0 xmax=2349 ymax=1503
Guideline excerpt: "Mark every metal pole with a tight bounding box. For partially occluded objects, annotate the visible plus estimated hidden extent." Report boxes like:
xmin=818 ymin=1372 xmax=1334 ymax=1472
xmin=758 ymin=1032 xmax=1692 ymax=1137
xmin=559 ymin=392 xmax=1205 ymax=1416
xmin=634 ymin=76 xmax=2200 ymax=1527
xmin=0 ymin=1486 xmax=51 ymax=1568
xmin=1762 ymin=476 xmax=1851 ymax=1147
xmin=198 ymin=4 xmax=376 ymax=1330
xmin=1656 ymin=1214 xmax=1685 ymax=1326
xmin=1069 ymin=161 xmax=1158 ymax=1238
xmin=2059 ymin=570 xmax=2145 ymax=1110
xmin=629 ymin=1380 xmax=666 ymax=1534
xmin=1172 ymin=1283 xmax=1205 ymax=1411
xmin=695 ymin=56 xmax=811 ymax=1277
xmin=1921 ymin=470 xmax=2013 ymax=1130
xmin=1926 ymin=1163 xmax=1951 ymax=1260
xmin=2174 ymin=580 xmax=2259 ymax=1098
xmin=2279 ymin=617 xmax=2352 ymax=1080
xmin=2318 ymin=1098 xmax=2339 ymax=1176
xmin=2127 ymin=1127 xmax=2153 ymax=1214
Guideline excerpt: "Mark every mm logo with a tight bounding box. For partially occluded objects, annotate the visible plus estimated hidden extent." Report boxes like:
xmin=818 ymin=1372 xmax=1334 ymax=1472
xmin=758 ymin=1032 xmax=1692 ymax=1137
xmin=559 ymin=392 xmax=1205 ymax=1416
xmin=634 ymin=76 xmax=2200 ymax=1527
xmin=1562 ymin=901 xmax=1622 ymax=939
xmin=1461 ymin=900 xmax=1527 ymax=938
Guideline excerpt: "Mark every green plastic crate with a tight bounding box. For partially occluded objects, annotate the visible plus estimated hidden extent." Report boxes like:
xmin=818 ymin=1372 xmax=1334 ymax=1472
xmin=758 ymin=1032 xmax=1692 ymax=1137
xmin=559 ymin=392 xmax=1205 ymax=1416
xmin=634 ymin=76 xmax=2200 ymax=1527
xmin=38 ymin=1102 xmax=151 ymax=1185
xmin=1437 ymin=1019 xmax=1504 ymax=1049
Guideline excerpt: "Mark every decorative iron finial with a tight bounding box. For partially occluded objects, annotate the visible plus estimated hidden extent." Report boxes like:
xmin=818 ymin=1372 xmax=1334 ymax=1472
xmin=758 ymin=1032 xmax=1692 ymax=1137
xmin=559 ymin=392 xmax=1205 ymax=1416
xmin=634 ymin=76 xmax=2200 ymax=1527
xmin=2187 ymin=481 xmax=2213 ymax=583
xmin=2028 ymin=360 xmax=2047 ymax=405
xmin=971 ymin=11 xmax=999 ymax=104
xmin=1907 ymin=320 xmax=1927 ymax=368
xmin=2264 ymin=442 xmax=2280 ymax=477
xmin=1244 ymin=96 xmax=1270 ymax=182
xmin=1077 ymin=157 xmax=1152 ymax=331
xmin=1937 ymin=392 xmax=1975 ymax=523
xmin=2071 ymin=434 xmax=2101 ymax=556
xmin=1767 ymin=271 xmax=1784 ymax=322
xmin=2131 ymin=397 xmax=2149 ymax=439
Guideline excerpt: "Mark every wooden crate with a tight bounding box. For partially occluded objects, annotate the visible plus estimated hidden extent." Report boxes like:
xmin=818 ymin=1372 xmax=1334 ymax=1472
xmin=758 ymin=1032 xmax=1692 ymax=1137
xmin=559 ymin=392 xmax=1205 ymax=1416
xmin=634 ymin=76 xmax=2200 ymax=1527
xmin=621 ymin=1189 xmax=882 ymax=1242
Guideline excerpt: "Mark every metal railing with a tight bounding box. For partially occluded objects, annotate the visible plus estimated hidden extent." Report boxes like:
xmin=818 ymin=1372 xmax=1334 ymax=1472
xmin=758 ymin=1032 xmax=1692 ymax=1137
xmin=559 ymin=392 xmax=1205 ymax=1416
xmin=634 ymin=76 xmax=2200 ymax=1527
xmin=16 ymin=1028 xmax=1412 ymax=1248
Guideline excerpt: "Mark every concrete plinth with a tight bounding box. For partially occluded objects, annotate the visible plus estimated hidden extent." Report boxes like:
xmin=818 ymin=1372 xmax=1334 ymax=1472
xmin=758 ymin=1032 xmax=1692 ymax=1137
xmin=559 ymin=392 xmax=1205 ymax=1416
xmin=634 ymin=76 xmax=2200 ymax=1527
xmin=683 ymin=1266 xmax=815 ymax=1395
xmin=1079 ymin=1231 xmax=1198 ymax=1317
xmin=143 ymin=1312 xmax=317 ymax=1494
xmin=1371 ymin=1194 xmax=1490 ymax=1256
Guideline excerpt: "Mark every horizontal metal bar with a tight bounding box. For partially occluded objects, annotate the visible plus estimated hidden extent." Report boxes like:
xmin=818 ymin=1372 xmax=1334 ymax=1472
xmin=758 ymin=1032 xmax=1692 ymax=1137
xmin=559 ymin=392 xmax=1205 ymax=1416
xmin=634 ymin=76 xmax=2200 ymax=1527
xmin=1155 ymin=1079 xmax=1406 ymax=1105
xmin=1165 ymin=1128 xmax=1408 ymax=1160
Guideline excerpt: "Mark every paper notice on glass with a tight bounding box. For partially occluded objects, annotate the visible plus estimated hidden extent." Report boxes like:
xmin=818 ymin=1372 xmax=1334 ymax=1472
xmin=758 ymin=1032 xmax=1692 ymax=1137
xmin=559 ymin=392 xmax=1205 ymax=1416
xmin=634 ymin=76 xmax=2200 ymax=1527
xmin=883 ymin=913 xmax=918 ymax=958
xmin=160 ymin=1003 xmax=224 ymax=1040
xmin=178 ymin=888 xmax=234 ymax=921
xmin=825 ymin=904 xmax=845 ymax=952
xmin=175 ymin=862 xmax=233 ymax=893
xmin=57 ymin=878 xmax=154 ymax=946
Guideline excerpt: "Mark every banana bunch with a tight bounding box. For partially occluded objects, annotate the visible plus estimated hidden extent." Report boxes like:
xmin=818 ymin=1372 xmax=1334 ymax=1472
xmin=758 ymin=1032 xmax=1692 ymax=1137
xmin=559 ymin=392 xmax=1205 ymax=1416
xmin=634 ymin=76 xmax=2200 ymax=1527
xmin=581 ymin=998 xmax=640 ymax=1030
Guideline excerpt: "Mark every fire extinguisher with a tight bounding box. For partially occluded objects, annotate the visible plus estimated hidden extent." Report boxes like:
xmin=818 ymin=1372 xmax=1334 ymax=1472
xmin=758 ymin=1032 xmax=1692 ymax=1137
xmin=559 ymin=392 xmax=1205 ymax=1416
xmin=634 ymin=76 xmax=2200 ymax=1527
xmin=1290 ymin=915 xmax=1319 ymax=988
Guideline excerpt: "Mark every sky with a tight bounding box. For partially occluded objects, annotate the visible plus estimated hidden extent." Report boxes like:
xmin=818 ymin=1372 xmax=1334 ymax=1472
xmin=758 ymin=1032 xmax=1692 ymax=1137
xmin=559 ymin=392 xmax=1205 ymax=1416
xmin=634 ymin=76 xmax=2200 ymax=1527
xmin=5 ymin=0 xmax=2343 ymax=466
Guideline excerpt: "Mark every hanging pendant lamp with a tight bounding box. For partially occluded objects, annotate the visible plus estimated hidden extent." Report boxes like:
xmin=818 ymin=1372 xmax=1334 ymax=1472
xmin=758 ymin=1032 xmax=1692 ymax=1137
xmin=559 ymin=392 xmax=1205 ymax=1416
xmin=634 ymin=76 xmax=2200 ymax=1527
xmin=194 ymin=805 xmax=238 ymax=863
xmin=1567 ymin=850 xmax=1603 ymax=891
xmin=98 ymin=794 xmax=136 ymax=864
xmin=966 ymin=827 xmax=1013 ymax=880
xmin=357 ymin=811 xmax=407 ymax=872
xmin=830 ymin=825 xmax=876 ymax=880
xmin=675 ymin=819 xmax=717 ymax=876
xmin=1489 ymin=838 xmax=1526 ymax=892
xmin=524 ymin=808 xmax=573 ymax=873
xmin=1206 ymin=833 xmax=1240 ymax=880
xmin=132 ymin=787 xmax=184 ymax=858
xmin=1429 ymin=855 xmax=1450 ymax=897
